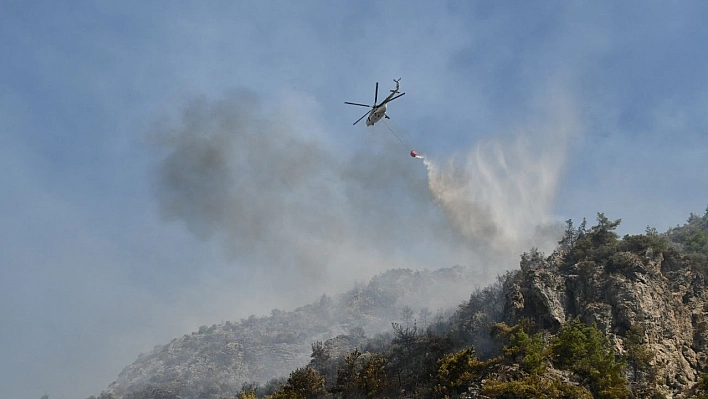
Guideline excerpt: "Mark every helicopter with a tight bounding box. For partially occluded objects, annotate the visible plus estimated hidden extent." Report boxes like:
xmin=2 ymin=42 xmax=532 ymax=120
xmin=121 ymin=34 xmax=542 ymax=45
xmin=345 ymin=78 xmax=405 ymax=126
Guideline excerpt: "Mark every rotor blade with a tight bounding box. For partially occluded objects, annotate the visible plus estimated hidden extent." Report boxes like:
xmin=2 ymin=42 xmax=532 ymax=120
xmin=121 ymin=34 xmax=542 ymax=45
xmin=387 ymin=92 xmax=405 ymax=102
xmin=374 ymin=82 xmax=378 ymax=105
xmin=353 ymin=110 xmax=370 ymax=125
xmin=344 ymin=101 xmax=372 ymax=107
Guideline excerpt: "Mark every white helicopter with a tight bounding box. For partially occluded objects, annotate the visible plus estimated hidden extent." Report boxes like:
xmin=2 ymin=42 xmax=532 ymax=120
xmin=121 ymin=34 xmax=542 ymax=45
xmin=345 ymin=78 xmax=405 ymax=126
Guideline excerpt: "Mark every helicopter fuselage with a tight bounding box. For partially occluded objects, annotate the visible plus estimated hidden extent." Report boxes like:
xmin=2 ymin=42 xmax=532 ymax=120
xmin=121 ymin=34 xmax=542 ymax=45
xmin=366 ymin=103 xmax=387 ymax=126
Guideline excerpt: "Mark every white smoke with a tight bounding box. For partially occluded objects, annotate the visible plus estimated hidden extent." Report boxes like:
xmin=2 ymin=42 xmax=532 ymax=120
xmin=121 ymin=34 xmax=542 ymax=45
xmin=423 ymin=89 xmax=578 ymax=264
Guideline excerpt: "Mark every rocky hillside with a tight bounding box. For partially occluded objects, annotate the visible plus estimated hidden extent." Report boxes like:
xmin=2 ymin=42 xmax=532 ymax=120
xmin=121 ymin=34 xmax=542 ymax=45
xmin=295 ymin=211 xmax=708 ymax=399
xmin=97 ymin=209 xmax=708 ymax=399
xmin=104 ymin=267 xmax=474 ymax=399
xmin=502 ymin=212 xmax=708 ymax=397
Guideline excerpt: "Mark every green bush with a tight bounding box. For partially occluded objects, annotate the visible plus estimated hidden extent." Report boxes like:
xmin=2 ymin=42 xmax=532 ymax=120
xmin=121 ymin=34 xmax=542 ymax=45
xmin=605 ymin=252 xmax=637 ymax=274
xmin=551 ymin=320 xmax=629 ymax=399
xmin=483 ymin=373 xmax=592 ymax=399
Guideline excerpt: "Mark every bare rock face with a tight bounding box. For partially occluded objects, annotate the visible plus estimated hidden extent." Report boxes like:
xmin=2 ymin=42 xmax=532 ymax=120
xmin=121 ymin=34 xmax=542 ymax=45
xmin=504 ymin=249 xmax=708 ymax=397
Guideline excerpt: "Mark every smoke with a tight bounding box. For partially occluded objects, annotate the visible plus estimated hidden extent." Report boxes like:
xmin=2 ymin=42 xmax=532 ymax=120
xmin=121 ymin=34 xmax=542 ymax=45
xmin=151 ymin=90 xmax=447 ymax=300
xmin=150 ymin=88 xmax=575 ymax=303
xmin=424 ymin=89 xmax=578 ymax=261
xmin=424 ymin=136 xmax=564 ymax=255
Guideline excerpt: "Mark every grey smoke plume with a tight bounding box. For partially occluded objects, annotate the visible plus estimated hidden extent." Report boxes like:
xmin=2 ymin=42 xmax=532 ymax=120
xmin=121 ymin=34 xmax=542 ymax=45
xmin=152 ymin=90 xmax=451 ymax=297
xmin=151 ymin=89 xmax=574 ymax=297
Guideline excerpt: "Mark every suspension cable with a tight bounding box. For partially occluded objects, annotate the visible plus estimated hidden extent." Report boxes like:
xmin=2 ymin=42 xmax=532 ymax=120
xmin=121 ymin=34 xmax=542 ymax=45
xmin=382 ymin=119 xmax=408 ymax=148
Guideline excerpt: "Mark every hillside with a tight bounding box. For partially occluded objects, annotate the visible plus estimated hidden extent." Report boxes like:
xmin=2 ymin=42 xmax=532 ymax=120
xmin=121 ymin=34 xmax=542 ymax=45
xmin=501 ymin=212 xmax=708 ymax=398
xmin=102 ymin=267 xmax=475 ymax=399
xmin=93 ymin=209 xmax=708 ymax=399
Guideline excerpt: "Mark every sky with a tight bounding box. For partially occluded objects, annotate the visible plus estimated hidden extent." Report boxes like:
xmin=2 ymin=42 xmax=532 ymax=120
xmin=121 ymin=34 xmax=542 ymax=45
xmin=2 ymin=1 xmax=708 ymax=398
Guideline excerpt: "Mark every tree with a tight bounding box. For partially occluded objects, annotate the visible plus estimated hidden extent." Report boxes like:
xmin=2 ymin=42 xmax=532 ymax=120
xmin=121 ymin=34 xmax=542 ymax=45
xmin=387 ymin=321 xmax=422 ymax=392
xmin=551 ymin=320 xmax=629 ymax=399
xmin=269 ymin=367 xmax=326 ymax=399
xmin=559 ymin=219 xmax=577 ymax=250
xmin=310 ymin=340 xmax=335 ymax=384
xmin=334 ymin=349 xmax=388 ymax=399
xmin=237 ymin=390 xmax=259 ymax=399
xmin=564 ymin=214 xmax=622 ymax=265
xmin=334 ymin=349 xmax=362 ymax=397
xmin=435 ymin=347 xmax=498 ymax=398
xmin=358 ymin=353 xmax=388 ymax=398
xmin=491 ymin=321 xmax=547 ymax=374
xmin=588 ymin=213 xmax=622 ymax=247
xmin=520 ymin=248 xmax=547 ymax=272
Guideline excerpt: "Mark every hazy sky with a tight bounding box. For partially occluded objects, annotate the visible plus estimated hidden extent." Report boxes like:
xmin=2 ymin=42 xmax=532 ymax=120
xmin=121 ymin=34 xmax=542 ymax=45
xmin=2 ymin=2 xmax=708 ymax=398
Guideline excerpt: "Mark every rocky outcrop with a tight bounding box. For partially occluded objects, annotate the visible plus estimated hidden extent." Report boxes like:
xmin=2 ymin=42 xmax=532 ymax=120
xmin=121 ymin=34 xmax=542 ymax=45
xmin=504 ymin=248 xmax=708 ymax=397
